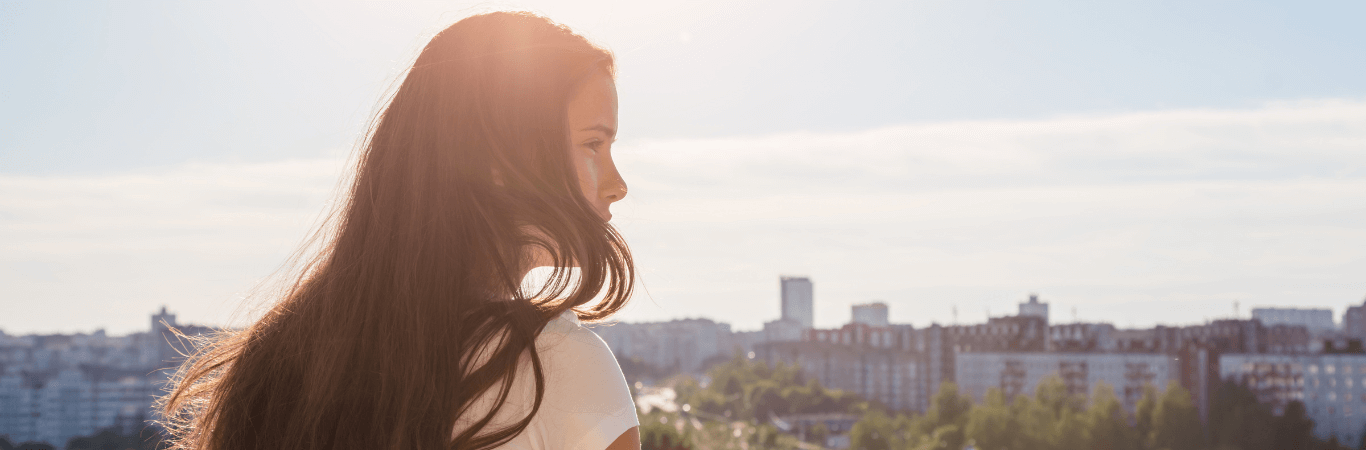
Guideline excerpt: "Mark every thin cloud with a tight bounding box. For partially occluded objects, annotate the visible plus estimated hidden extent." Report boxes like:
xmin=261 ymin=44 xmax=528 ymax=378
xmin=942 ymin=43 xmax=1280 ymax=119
xmin=3 ymin=100 xmax=1365 ymax=333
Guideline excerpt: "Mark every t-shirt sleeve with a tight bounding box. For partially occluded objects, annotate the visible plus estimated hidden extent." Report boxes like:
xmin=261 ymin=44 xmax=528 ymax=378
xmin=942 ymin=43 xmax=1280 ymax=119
xmin=534 ymin=325 xmax=640 ymax=450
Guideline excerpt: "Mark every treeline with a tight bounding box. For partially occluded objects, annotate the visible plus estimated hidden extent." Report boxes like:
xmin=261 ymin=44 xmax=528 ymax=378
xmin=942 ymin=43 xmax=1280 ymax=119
xmin=640 ymin=352 xmax=865 ymax=450
xmin=852 ymin=379 xmax=1350 ymax=450
xmin=675 ymin=352 xmax=862 ymax=421
xmin=649 ymin=353 xmax=1359 ymax=450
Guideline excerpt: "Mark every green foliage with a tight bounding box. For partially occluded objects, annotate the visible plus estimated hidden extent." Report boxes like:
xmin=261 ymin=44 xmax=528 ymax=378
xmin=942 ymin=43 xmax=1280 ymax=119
xmin=1208 ymin=380 xmax=1276 ymax=450
xmin=749 ymin=380 xmax=788 ymax=420
xmin=965 ymin=388 xmax=1014 ymax=450
xmin=640 ymin=413 xmax=692 ymax=450
xmin=663 ymin=351 xmax=852 ymax=449
xmin=1274 ymin=400 xmax=1316 ymax=450
xmin=673 ymin=358 xmax=1354 ymax=450
xmin=914 ymin=382 xmax=972 ymax=449
xmin=676 ymin=351 xmax=862 ymax=422
xmin=850 ymin=410 xmax=898 ymax=450
xmin=1150 ymin=381 xmax=1204 ymax=450
xmin=930 ymin=382 xmax=974 ymax=429
xmin=1027 ymin=375 xmax=1088 ymax=450
xmin=1135 ymin=383 xmax=1158 ymax=447
xmin=1084 ymin=382 xmax=1137 ymax=450
xmin=748 ymin=423 xmax=785 ymax=448
xmin=619 ymin=355 xmax=672 ymax=388
xmin=809 ymin=422 xmax=830 ymax=445
xmin=842 ymin=375 xmax=1352 ymax=450
xmin=850 ymin=383 xmax=971 ymax=450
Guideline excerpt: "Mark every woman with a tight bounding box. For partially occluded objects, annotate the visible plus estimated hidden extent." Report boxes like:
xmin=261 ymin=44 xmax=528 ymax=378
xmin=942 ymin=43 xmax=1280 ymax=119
xmin=160 ymin=11 xmax=640 ymax=450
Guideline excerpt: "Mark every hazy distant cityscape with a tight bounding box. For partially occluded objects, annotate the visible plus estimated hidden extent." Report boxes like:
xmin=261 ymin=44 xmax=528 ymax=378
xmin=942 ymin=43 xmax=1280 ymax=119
xmin=4 ymin=277 xmax=1366 ymax=447
xmin=597 ymin=276 xmax=1366 ymax=445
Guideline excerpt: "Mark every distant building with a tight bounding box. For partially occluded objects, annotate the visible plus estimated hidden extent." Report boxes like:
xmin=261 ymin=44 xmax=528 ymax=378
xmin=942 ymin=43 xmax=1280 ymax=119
xmin=956 ymin=352 xmax=1178 ymax=412
xmin=1019 ymin=294 xmax=1049 ymax=323
xmin=728 ymin=330 xmax=768 ymax=354
xmin=762 ymin=319 xmax=804 ymax=343
xmin=851 ymin=302 xmax=889 ymax=327
xmin=759 ymin=322 xmax=924 ymax=411
xmin=1343 ymin=298 xmax=1366 ymax=338
xmin=761 ymin=312 xmax=1055 ymax=413
xmin=595 ymin=278 xmax=1355 ymax=430
xmin=910 ymin=324 xmax=952 ymax=395
xmin=1221 ymin=353 xmax=1366 ymax=444
xmin=781 ymin=276 xmax=814 ymax=330
xmin=593 ymin=318 xmax=734 ymax=375
xmin=0 ymin=307 xmax=214 ymax=446
xmin=0 ymin=367 xmax=158 ymax=444
xmin=1049 ymin=323 xmax=1117 ymax=352
xmin=951 ymin=315 xmax=1049 ymax=354
xmin=1110 ymin=327 xmax=1179 ymax=353
xmin=1253 ymin=307 xmax=1336 ymax=334
xmin=923 ymin=315 xmax=1050 ymax=390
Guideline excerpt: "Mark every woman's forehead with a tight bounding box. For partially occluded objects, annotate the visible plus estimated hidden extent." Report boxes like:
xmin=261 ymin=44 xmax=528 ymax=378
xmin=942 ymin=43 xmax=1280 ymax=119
xmin=568 ymin=75 xmax=617 ymax=132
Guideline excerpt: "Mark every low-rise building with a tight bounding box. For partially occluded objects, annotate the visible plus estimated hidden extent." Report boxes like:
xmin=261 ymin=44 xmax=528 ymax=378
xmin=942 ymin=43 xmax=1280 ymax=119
xmin=956 ymin=352 xmax=1178 ymax=411
xmin=851 ymin=303 xmax=889 ymax=327
xmin=757 ymin=329 xmax=924 ymax=411
xmin=1221 ymin=353 xmax=1366 ymax=444
xmin=0 ymin=307 xmax=212 ymax=446
xmin=592 ymin=318 xmax=734 ymax=375
xmin=1344 ymin=299 xmax=1366 ymax=338
xmin=1253 ymin=308 xmax=1337 ymax=335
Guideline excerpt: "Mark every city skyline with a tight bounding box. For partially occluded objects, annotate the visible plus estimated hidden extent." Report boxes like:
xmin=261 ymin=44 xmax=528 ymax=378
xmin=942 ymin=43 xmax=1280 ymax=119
xmin=6 ymin=283 xmax=1364 ymax=338
xmin=5 ymin=275 xmax=1363 ymax=446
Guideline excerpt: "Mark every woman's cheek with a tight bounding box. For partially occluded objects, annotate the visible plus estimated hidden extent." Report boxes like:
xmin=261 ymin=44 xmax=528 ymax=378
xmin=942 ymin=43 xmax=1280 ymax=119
xmin=583 ymin=155 xmax=599 ymax=187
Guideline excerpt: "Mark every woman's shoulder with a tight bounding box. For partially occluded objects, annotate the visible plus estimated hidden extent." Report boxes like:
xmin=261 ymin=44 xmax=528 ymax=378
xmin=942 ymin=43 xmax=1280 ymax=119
xmin=528 ymin=311 xmax=638 ymax=449
xmin=535 ymin=310 xmax=619 ymax=372
xmin=532 ymin=310 xmax=632 ymax=410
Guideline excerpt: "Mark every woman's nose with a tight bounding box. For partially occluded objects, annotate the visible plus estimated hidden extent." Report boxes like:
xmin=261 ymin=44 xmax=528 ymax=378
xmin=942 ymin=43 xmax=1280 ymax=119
xmin=601 ymin=164 xmax=627 ymax=203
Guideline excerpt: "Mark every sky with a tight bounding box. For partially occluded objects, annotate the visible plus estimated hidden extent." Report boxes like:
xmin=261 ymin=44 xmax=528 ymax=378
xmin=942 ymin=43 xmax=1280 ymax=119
xmin=2 ymin=0 xmax=1365 ymax=334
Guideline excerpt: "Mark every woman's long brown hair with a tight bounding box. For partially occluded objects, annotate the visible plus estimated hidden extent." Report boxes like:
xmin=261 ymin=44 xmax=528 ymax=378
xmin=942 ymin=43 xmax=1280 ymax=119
xmin=157 ymin=12 xmax=634 ymax=450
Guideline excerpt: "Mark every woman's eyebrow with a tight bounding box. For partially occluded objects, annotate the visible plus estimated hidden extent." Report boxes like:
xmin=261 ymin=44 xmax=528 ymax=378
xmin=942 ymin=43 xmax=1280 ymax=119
xmin=578 ymin=124 xmax=616 ymax=138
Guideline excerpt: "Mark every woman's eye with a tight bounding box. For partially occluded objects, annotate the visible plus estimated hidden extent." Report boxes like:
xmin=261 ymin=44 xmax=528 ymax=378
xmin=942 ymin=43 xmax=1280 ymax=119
xmin=584 ymin=141 xmax=603 ymax=153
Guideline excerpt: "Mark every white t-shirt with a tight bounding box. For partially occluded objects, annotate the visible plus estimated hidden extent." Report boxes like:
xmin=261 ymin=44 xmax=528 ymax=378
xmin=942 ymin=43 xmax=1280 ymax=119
xmin=453 ymin=310 xmax=639 ymax=450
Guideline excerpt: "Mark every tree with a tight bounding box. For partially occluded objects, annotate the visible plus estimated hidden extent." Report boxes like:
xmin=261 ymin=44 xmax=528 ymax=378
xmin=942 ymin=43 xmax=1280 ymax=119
xmin=640 ymin=415 xmax=691 ymax=450
xmin=1208 ymin=380 xmax=1275 ymax=450
xmin=1054 ymin=408 xmax=1088 ymax=450
xmin=749 ymin=380 xmax=788 ymax=421
xmin=1150 ymin=381 xmax=1204 ymax=450
xmin=1024 ymin=375 xmax=1088 ymax=450
xmin=809 ymin=422 xmax=830 ymax=446
xmin=909 ymin=382 xmax=972 ymax=450
xmin=922 ymin=382 xmax=973 ymax=430
xmin=1135 ymin=383 xmax=1159 ymax=448
xmin=1272 ymin=401 xmax=1315 ymax=450
xmin=1005 ymin=393 xmax=1048 ymax=450
xmin=965 ymin=388 xmax=1015 ymax=450
xmin=1085 ymin=382 xmax=1137 ymax=450
xmin=749 ymin=423 xmax=783 ymax=449
xmin=1034 ymin=375 xmax=1081 ymax=418
xmin=691 ymin=388 xmax=730 ymax=417
xmin=850 ymin=409 xmax=895 ymax=450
